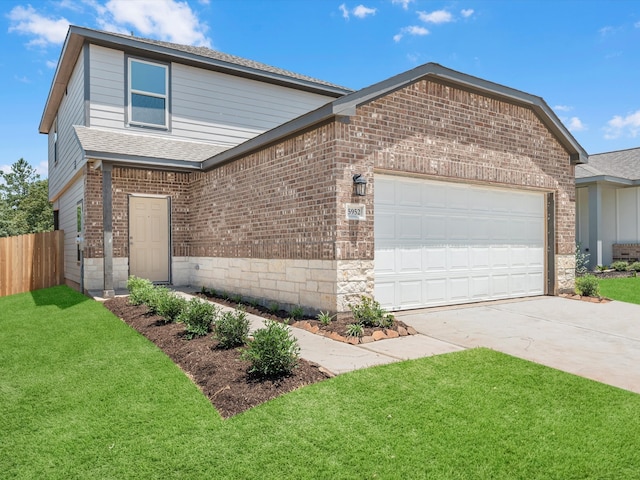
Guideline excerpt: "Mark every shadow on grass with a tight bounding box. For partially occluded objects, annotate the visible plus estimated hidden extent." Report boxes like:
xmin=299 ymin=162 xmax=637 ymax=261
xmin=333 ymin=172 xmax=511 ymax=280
xmin=30 ymin=285 xmax=91 ymax=309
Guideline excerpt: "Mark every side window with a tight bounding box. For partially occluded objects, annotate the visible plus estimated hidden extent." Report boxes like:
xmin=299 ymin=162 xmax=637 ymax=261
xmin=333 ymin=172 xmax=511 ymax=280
xmin=128 ymin=58 xmax=168 ymax=128
xmin=53 ymin=118 xmax=58 ymax=165
xmin=76 ymin=201 xmax=83 ymax=262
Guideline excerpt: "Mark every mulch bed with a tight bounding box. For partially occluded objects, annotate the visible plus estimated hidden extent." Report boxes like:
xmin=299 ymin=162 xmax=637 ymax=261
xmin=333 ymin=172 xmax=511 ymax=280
xmin=103 ymin=297 xmax=331 ymax=418
xmin=195 ymin=291 xmax=417 ymax=344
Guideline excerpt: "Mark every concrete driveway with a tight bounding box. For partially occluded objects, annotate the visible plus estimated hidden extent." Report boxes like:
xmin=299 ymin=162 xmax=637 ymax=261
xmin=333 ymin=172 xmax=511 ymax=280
xmin=395 ymin=296 xmax=640 ymax=395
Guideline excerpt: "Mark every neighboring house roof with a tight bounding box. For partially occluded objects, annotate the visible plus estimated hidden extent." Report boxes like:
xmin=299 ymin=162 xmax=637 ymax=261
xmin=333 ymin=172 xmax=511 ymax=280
xmin=576 ymin=147 xmax=640 ymax=185
xmin=40 ymin=26 xmax=352 ymax=134
xmin=202 ymin=62 xmax=588 ymax=170
xmin=74 ymin=126 xmax=227 ymax=170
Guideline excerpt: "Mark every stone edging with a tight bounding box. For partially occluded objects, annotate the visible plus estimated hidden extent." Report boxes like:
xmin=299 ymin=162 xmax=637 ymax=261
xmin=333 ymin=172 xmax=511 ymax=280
xmin=559 ymin=293 xmax=611 ymax=304
xmin=290 ymin=320 xmax=418 ymax=345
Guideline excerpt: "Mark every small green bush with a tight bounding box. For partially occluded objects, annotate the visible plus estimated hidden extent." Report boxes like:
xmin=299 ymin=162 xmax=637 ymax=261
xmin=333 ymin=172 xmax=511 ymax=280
xmin=267 ymin=302 xmax=280 ymax=313
xmin=290 ymin=306 xmax=304 ymax=320
xmin=317 ymin=311 xmax=334 ymax=326
xmin=179 ymin=298 xmax=218 ymax=339
xmin=213 ymin=308 xmax=250 ymax=348
xmin=127 ymin=276 xmax=153 ymax=306
xmin=145 ymin=285 xmax=170 ymax=315
xmin=349 ymin=296 xmax=394 ymax=328
xmin=230 ymin=294 xmax=242 ymax=304
xmin=629 ymin=262 xmax=640 ymax=272
xmin=156 ymin=292 xmax=187 ymax=324
xmin=346 ymin=323 xmax=364 ymax=337
xmin=241 ymin=320 xmax=300 ymax=376
xmin=611 ymin=261 xmax=629 ymax=272
xmin=575 ymin=274 xmax=600 ymax=297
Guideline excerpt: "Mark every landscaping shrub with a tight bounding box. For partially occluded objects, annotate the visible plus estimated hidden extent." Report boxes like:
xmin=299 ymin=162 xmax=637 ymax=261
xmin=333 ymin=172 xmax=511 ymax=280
xmin=317 ymin=311 xmax=333 ymax=326
xmin=213 ymin=308 xmax=250 ymax=348
xmin=575 ymin=274 xmax=600 ymax=297
xmin=346 ymin=323 xmax=364 ymax=337
xmin=127 ymin=276 xmax=153 ymax=306
xmin=611 ymin=261 xmax=629 ymax=272
xmin=241 ymin=320 xmax=300 ymax=376
xmin=156 ymin=292 xmax=188 ymax=324
xmin=145 ymin=285 xmax=170 ymax=315
xmin=290 ymin=306 xmax=304 ymax=320
xmin=629 ymin=262 xmax=640 ymax=272
xmin=179 ymin=298 xmax=219 ymax=339
xmin=349 ymin=296 xmax=394 ymax=328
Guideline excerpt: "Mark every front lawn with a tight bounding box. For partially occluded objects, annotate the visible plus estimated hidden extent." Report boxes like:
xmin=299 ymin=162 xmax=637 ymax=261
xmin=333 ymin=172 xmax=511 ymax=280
xmin=2 ymin=286 xmax=640 ymax=479
xmin=599 ymin=276 xmax=640 ymax=304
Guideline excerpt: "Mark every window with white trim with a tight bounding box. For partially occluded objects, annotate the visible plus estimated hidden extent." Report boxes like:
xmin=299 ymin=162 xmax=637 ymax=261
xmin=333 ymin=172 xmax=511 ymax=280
xmin=128 ymin=58 xmax=168 ymax=128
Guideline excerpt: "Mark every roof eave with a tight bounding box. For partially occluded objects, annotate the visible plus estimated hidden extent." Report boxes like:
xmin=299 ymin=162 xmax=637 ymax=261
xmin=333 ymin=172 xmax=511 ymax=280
xmin=84 ymin=151 xmax=202 ymax=171
xmin=203 ymin=62 xmax=589 ymax=170
xmin=39 ymin=30 xmax=85 ymax=134
xmin=575 ymin=175 xmax=635 ymax=186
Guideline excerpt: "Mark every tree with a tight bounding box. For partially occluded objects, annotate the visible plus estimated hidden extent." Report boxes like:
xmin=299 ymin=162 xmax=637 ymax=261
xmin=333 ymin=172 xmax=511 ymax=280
xmin=0 ymin=159 xmax=53 ymax=237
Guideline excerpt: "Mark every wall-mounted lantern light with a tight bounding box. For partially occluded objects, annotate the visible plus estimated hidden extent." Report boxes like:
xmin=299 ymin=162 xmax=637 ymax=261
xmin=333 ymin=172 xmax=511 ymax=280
xmin=352 ymin=174 xmax=367 ymax=196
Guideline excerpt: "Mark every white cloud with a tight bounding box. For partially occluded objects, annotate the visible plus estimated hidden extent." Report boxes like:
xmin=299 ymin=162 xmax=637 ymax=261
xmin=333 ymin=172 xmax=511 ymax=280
xmin=339 ymin=3 xmax=350 ymax=19
xmin=567 ymin=117 xmax=586 ymax=132
xmin=418 ymin=9 xmax=453 ymax=24
xmin=392 ymin=0 xmax=414 ymax=10
xmin=635 ymin=21 xmax=640 ymax=28
xmin=461 ymin=9 xmax=474 ymax=18
xmin=97 ymin=0 xmax=212 ymax=47
xmin=604 ymin=110 xmax=640 ymax=139
xmin=352 ymin=5 xmax=377 ymax=18
xmin=554 ymin=105 xmax=573 ymax=112
xmin=14 ymin=75 xmax=31 ymax=83
xmin=394 ymin=25 xmax=429 ymax=42
xmin=7 ymin=5 xmax=70 ymax=47
xmin=46 ymin=60 xmax=58 ymax=69
xmin=599 ymin=25 xmax=615 ymax=36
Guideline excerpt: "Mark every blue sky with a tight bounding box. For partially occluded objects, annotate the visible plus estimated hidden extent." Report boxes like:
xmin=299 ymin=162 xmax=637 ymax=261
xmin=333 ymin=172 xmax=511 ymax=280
xmin=2 ymin=0 xmax=640 ymax=178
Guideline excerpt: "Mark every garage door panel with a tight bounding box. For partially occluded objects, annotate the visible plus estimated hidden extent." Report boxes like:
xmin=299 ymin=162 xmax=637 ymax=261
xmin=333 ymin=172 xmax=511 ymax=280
xmin=398 ymin=248 xmax=422 ymax=273
xmin=424 ymin=279 xmax=446 ymax=303
xmin=399 ymin=280 xmax=422 ymax=307
xmin=398 ymin=214 xmax=422 ymax=239
xmin=399 ymin=183 xmax=422 ymax=206
xmin=423 ymin=215 xmax=447 ymax=240
xmin=448 ymin=247 xmax=469 ymax=270
xmin=423 ymin=248 xmax=447 ymax=272
xmin=375 ymin=175 xmax=545 ymax=310
xmin=374 ymin=212 xmax=396 ymax=240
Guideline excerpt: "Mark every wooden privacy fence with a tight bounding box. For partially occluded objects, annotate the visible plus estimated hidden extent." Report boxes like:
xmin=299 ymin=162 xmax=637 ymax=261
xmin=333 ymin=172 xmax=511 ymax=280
xmin=0 ymin=230 xmax=65 ymax=297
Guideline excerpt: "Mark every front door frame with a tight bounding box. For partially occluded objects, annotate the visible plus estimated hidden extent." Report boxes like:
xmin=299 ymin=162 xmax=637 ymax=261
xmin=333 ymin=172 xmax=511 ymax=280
xmin=128 ymin=193 xmax=172 ymax=284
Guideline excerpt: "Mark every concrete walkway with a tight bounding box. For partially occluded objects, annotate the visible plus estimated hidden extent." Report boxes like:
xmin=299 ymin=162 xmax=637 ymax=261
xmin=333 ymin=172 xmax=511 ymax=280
xmin=97 ymin=288 xmax=640 ymax=393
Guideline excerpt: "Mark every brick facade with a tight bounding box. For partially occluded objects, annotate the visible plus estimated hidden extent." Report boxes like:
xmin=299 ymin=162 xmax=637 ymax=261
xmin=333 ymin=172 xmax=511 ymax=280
xmin=81 ymin=76 xmax=576 ymax=308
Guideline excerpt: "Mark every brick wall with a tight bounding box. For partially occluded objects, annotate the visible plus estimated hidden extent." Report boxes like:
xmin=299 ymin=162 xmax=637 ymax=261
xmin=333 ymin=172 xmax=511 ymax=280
xmin=338 ymin=78 xmax=575 ymax=257
xmin=188 ymin=122 xmax=341 ymax=260
xmin=83 ymin=165 xmax=191 ymax=259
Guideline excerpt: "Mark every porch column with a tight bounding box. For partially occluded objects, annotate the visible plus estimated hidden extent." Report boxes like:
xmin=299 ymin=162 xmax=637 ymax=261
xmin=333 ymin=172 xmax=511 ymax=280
xmin=102 ymin=162 xmax=115 ymax=298
xmin=587 ymin=183 xmax=603 ymax=269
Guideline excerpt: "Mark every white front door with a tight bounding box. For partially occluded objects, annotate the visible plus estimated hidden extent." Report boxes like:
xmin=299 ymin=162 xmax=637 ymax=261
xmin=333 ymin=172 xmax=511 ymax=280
xmin=374 ymin=175 xmax=545 ymax=310
xmin=129 ymin=195 xmax=170 ymax=283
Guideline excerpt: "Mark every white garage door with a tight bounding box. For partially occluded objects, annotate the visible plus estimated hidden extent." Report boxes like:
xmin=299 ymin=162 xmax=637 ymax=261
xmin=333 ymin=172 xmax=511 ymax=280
xmin=374 ymin=175 xmax=545 ymax=310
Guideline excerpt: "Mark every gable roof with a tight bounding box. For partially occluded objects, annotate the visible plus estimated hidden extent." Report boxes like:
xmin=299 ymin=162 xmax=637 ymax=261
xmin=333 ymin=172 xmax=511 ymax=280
xmin=40 ymin=26 xmax=352 ymax=134
xmin=203 ymin=63 xmax=588 ymax=170
xmin=576 ymin=147 xmax=640 ymax=185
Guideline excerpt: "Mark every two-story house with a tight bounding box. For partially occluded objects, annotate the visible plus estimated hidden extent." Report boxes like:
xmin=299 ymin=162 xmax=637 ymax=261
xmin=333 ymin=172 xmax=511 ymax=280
xmin=41 ymin=25 xmax=586 ymax=313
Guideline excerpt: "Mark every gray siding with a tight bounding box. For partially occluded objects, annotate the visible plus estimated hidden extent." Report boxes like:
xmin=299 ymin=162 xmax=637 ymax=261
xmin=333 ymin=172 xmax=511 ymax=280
xmin=171 ymin=63 xmax=333 ymax=145
xmin=87 ymin=44 xmax=334 ymax=147
xmin=89 ymin=44 xmax=125 ymax=129
xmin=49 ymin=48 xmax=86 ymax=200
xmin=58 ymin=175 xmax=84 ymax=286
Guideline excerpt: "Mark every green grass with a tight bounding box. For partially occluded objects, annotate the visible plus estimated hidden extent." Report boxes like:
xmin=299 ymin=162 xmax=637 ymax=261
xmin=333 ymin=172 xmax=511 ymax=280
xmin=599 ymin=276 xmax=640 ymax=305
xmin=2 ymin=286 xmax=640 ymax=479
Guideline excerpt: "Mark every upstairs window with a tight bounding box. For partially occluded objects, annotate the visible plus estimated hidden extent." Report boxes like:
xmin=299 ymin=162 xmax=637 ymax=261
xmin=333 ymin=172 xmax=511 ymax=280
xmin=128 ymin=58 xmax=168 ymax=128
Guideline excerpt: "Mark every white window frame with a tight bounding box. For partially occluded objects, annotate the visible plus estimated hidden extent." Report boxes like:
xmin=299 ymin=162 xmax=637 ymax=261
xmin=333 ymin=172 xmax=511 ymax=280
xmin=127 ymin=58 xmax=169 ymax=129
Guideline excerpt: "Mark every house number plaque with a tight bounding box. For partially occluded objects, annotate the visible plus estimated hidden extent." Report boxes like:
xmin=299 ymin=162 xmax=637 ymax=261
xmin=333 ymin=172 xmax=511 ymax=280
xmin=346 ymin=203 xmax=366 ymax=221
